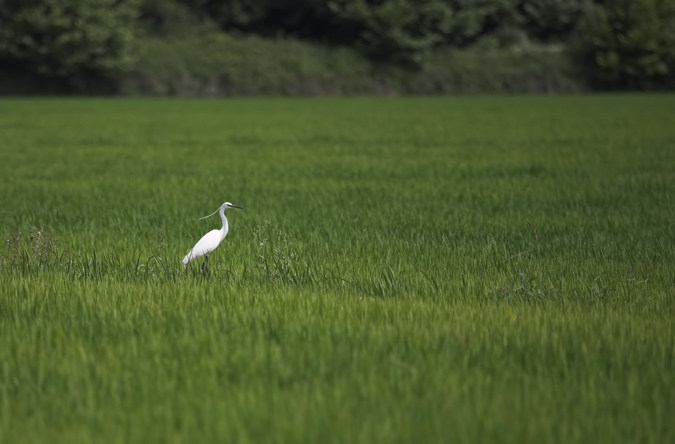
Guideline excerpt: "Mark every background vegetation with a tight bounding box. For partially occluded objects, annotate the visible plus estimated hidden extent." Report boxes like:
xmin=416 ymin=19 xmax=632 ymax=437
xmin=1 ymin=0 xmax=675 ymax=94
xmin=0 ymin=97 xmax=674 ymax=442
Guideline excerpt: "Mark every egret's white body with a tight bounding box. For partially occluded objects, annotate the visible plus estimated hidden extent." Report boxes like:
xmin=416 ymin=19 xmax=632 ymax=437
xmin=183 ymin=202 xmax=243 ymax=269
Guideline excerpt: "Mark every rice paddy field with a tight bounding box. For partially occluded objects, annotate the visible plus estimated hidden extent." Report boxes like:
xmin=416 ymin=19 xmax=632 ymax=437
xmin=0 ymin=96 xmax=674 ymax=443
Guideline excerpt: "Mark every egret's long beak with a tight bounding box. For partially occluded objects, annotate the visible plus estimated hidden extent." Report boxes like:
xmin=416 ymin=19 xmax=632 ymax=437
xmin=231 ymin=205 xmax=244 ymax=210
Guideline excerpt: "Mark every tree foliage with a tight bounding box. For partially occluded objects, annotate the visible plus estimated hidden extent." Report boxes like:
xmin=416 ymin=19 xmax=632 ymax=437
xmin=576 ymin=0 xmax=675 ymax=89
xmin=518 ymin=0 xmax=591 ymax=41
xmin=0 ymin=0 xmax=138 ymax=86
xmin=326 ymin=0 xmax=453 ymax=64
xmin=138 ymin=0 xmax=205 ymax=36
xmin=1 ymin=0 xmax=673 ymax=91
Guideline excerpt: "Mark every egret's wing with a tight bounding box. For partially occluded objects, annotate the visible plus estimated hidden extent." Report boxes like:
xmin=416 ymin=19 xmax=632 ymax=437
xmin=184 ymin=230 xmax=221 ymax=264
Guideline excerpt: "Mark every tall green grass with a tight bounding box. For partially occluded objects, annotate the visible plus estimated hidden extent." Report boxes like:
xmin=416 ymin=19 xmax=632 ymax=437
xmin=0 ymin=96 xmax=673 ymax=443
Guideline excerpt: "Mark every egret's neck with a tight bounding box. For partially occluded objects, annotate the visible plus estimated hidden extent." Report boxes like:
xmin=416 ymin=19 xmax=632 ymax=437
xmin=219 ymin=207 xmax=229 ymax=236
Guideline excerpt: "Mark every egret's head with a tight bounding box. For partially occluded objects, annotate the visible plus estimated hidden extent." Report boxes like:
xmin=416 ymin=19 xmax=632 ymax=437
xmin=223 ymin=202 xmax=244 ymax=210
xmin=199 ymin=202 xmax=243 ymax=221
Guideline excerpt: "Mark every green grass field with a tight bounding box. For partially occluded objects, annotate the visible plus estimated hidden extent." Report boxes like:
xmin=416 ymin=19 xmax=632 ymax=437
xmin=0 ymin=96 xmax=673 ymax=443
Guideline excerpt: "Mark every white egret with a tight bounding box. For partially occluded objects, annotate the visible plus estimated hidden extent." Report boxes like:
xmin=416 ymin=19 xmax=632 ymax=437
xmin=183 ymin=202 xmax=243 ymax=272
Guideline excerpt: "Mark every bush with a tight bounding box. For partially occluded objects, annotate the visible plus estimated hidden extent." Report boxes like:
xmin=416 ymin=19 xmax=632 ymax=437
xmin=417 ymin=46 xmax=585 ymax=94
xmin=120 ymin=33 xmax=584 ymax=96
xmin=0 ymin=0 xmax=139 ymax=91
xmin=575 ymin=0 xmax=675 ymax=90
xmin=121 ymin=33 xmax=384 ymax=96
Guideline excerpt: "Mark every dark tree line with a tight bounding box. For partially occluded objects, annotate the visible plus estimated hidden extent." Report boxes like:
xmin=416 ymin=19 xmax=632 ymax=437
xmin=139 ymin=0 xmax=590 ymax=63
xmin=1 ymin=0 xmax=674 ymax=91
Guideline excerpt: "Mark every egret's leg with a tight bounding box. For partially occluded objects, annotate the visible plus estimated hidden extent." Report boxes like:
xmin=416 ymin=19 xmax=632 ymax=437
xmin=204 ymin=254 xmax=210 ymax=273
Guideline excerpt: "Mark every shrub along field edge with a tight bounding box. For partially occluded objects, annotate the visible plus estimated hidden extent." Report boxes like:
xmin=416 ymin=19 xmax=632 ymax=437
xmin=118 ymin=34 xmax=587 ymax=96
xmin=3 ymin=33 xmax=586 ymax=96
